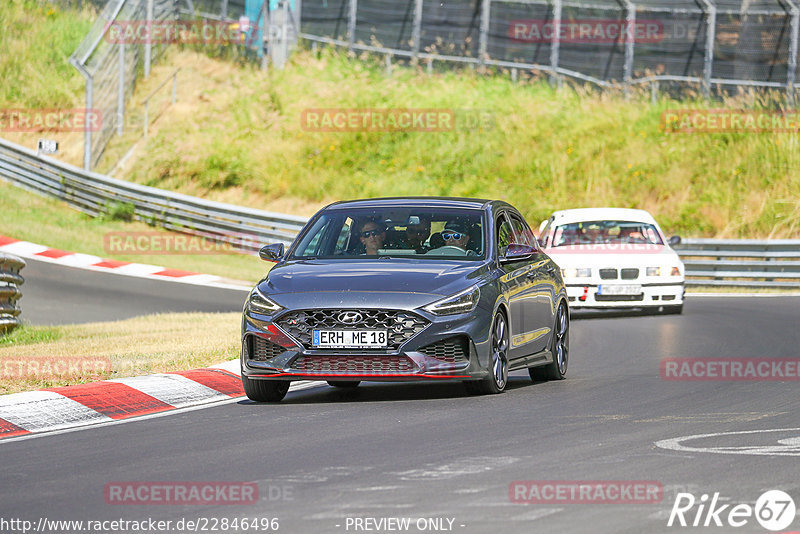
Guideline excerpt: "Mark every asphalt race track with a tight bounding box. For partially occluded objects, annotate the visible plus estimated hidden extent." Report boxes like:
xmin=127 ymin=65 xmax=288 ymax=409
xmin=4 ymin=267 xmax=800 ymax=533
xmin=19 ymin=257 xmax=249 ymax=325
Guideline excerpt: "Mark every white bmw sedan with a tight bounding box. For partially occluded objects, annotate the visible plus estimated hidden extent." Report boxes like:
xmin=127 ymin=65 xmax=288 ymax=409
xmin=538 ymin=208 xmax=685 ymax=313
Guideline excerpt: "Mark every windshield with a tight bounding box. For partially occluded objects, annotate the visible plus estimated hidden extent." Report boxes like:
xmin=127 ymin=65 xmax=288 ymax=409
xmin=551 ymin=220 xmax=664 ymax=247
xmin=290 ymin=207 xmax=486 ymax=260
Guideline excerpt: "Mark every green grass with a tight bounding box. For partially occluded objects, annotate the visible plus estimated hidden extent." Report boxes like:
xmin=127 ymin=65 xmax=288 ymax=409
xmin=111 ymin=46 xmax=800 ymax=238
xmin=0 ymin=324 xmax=63 ymax=348
xmin=0 ymin=181 xmax=270 ymax=282
xmin=0 ymin=0 xmax=92 ymax=108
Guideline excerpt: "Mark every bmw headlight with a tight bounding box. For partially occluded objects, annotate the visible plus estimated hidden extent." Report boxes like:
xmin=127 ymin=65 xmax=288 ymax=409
xmin=562 ymin=268 xmax=591 ymax=278
xmin=646 ymin=266 xmax=661 ymax=277
xmin=247 ymin=287 xmax=283 ymax=315
xmin=424 ymin=285 xmax=480 ymax=316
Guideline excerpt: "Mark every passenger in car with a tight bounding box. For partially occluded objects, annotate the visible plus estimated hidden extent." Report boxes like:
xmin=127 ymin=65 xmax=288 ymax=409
xmin=404 ymin=216 xmax=432 ymax=253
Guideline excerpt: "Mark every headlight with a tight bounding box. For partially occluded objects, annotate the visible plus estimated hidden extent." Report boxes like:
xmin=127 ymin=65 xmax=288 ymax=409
xmin=646 ymin=267 xmax=661 ymax=277
xmin=670 ymin=266 xmax=681 ymax=276
xmin=562 ymin=268 xmax=591 ymax=278
xmin=247 ymin=288 xmax=283 ymax=315
xmin=424 ymin=285 xmax=480 ymax=316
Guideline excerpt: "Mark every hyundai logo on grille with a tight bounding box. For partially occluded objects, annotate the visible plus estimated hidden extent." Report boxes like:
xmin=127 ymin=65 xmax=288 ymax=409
xmin=337 ymin=311 xmax=363 ymax=324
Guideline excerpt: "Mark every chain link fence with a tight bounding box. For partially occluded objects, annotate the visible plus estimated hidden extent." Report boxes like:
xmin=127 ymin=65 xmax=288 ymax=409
xmin=68 ymin=0 xmax=177 ymax=171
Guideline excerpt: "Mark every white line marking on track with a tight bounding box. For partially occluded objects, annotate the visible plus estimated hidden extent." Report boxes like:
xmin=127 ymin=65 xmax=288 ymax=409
xmin=655 ymin=427 xmax=800 ymax=456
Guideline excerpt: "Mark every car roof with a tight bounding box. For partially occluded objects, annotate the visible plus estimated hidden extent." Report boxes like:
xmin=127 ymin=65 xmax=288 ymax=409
xmin=323 ymin=197 xmax=497 ymax=211
xmin=548 ymin=207 xmax=659 ymax=225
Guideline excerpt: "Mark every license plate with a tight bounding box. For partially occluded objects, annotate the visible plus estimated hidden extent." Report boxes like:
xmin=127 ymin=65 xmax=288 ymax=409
xmin=312 ymin=329 xmax=388 ymax=348
xmin=598 ymin=284 xmax=642 ymax=296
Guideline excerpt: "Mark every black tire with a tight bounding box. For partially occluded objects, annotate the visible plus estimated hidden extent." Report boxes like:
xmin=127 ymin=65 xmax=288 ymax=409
xmin=242 ymin=376 xmax=290 ymax=402
xmin=465 ymin=312 xmax=509 ymax=395
xmin=327 ymin=380 xmax=361 ymax=388
xmin=663 ymin=304 xmax=683 ymax=315
xmin=529 ymin=301 xmax=569 ymax=381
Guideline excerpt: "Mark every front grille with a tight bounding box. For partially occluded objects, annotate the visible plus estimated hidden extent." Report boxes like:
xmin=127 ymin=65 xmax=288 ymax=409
xmin=621 ymin=268 xmax=639 ymax=280
xmin=250 ymin=336 xmax=286 ymax=361
xmin=595 ymin=293 xmax=644 ymax=302
xmin=291 ymin=355 xmax=416 ymax=374
xmin=276 ymin=309 xmax=429 ymax=350
xmin=599 ymin=268 xmax=618 ymax=280
xmin=419 ymin=336 xmax=469 ymax=363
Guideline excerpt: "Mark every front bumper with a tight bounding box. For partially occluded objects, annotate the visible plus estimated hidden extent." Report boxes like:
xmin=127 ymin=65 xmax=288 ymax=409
xmin=240 ymin=309 xmax=492 ymax=382
xmin=565 ymin=280 xmax=684 ymax=308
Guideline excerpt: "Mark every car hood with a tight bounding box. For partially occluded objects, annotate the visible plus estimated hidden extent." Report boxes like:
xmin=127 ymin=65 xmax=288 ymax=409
xmin=258 ymin=259 xmax=488 ymax=309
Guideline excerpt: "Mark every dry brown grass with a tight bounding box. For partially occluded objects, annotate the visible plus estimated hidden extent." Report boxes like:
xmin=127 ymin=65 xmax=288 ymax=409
xmin=0 ymin=312 xmax=240 ymax=394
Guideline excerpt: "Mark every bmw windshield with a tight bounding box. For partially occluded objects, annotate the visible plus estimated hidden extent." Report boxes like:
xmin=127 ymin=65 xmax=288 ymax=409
xmin=289 ymin=207 xmax=486 ymax=260
xmin=552 ymin=220 xmax=664 ymax=247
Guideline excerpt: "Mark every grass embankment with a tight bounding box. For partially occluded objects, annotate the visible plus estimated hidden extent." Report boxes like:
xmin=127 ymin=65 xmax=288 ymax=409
xmin=0 ymin=182 xmax=270 ymax=282
xmin=111 ymin=48 xmax=800 ymax=238
xmin=0 ymin=313 xmax=240 ymax=394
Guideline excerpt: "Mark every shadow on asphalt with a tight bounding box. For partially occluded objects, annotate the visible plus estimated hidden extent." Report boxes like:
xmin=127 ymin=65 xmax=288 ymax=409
xmin=237 ymin=374 xmax=551 ymax=405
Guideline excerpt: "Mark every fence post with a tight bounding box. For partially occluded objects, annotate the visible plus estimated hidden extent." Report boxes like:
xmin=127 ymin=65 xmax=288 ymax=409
xmin=117 ymin=42 xmax=125 ymax=136
xmin=348 ymin=0 xmax=357 ymax=52
xmin=479 ymin=0 xmax=490 ymax=67
xmin=145 ymin=0 xmax=154 ymax=78
xmin=701 ymin=0 xmax=715 ymax=98
xmin=550 ymin=0 xmax=562 ymax=87
xmin=623 ymin=0 xmax=635 ymax=96
xmin=412 ymin=0 xmax=423 ymax=62
xmin=788 ymin=2 xmax=799 ymax=105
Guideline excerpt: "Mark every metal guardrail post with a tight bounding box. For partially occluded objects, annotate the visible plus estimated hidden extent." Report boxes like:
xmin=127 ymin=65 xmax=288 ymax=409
xmin=700 ymin=0 xmax=716 ymax=98
xmin=479 ymin=0 xmax=490 ymax=67
xmin=347 ymin=0 xmax=357 ymax=52
xmin=623 ymin=0 xmax=636 ymax=95
xmin=412 ymin=0 xmax=423 ymax=62
xmin=787 ymin=1 xmax=799 ymax=104
xmin=550 ymin=0 xmax=562 ymax=87
xmin=145 ymin=0 xmax=154 ymax=78
xmin=0 ymin=254 xmax=25 ymax=334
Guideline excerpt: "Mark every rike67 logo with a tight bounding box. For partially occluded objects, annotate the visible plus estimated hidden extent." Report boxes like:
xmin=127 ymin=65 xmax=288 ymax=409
xmin=667 ymin=490 xmax=796 ymax=531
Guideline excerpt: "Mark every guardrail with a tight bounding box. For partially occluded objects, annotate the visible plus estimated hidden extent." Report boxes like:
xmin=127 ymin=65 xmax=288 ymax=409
xmin=0 ymin=254 xmax=25 ymax=333
xmin=674 ymin=238 xmax=800 ymax=289
xmin=0 ymin=137 xmax=308 ymax=250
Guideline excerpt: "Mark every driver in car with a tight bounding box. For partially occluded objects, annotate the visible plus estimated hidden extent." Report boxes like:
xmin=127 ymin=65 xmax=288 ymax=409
xmin=441 ymin=221 xmax=472 ymax=252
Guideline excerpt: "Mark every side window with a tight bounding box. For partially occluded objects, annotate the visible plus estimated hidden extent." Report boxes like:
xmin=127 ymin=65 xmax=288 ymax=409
xmin=509 ymin=214 xmax=537 ymax=248
xmin=496 ymin=214 xmax=513 ymax=257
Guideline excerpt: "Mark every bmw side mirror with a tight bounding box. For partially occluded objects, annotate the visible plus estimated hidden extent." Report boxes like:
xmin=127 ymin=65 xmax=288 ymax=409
xmin=499 ymin=243 xmax=536 ymax=264
xmin=668 ymin=235 xmax=681 ymax=247
xmin=259 ymin=243 xmax=284 ymax=262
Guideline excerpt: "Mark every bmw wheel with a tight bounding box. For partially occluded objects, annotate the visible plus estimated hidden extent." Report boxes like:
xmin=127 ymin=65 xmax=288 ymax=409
xmin=530 ymin=301 xmax=569 ymax=381
xmin=466 ymin=312 xmax=509 ymax=395
xmin=243 ymin=376 xmax=290 ymax=402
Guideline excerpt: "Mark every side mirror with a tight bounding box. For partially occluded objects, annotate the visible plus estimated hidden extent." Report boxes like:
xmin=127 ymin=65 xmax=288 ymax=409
xmin=668 ymin=235 xmax=681 ymax=247
xmin=499 ymin=243 xmax=537 ymax=264
xmin=259 ymin=243 xmax=284 ymax=262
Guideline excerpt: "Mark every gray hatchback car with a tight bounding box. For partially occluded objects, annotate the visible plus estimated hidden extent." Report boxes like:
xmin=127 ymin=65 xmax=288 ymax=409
xmin=241 ymin=197 xmax=569 ymax=401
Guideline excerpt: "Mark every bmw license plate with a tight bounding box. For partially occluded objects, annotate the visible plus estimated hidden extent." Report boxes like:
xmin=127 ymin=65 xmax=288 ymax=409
xmin=312 ymin=330 xmax=388 ymax=348
xmin=597 ymin=284 xmax=642 ymax=296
